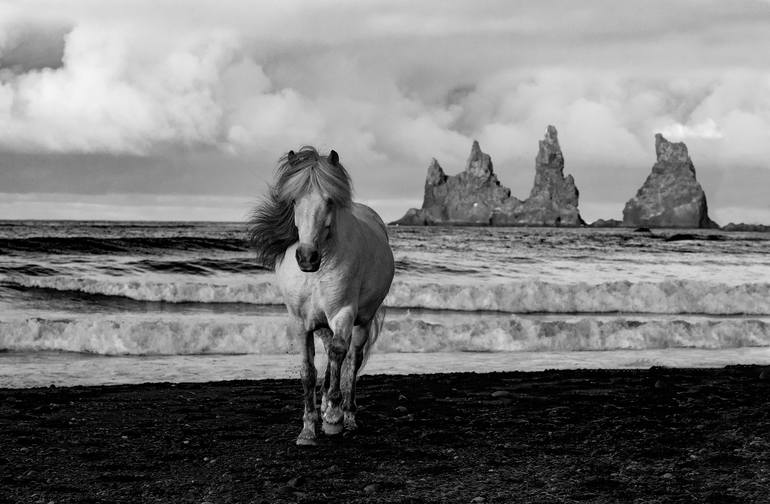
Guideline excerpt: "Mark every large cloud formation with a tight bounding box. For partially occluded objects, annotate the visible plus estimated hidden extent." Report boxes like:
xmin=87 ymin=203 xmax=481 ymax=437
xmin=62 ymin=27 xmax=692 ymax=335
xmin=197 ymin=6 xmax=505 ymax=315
xmin=0 ymin=0 xmax=769 ymax=222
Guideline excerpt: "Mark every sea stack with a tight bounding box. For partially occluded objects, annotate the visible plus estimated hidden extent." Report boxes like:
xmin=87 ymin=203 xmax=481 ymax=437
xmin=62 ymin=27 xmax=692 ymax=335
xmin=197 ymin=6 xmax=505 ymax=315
xmin=623 ymin=134 xmax=716 ymax=228
xmin=492 ymin=125 xmax=582 ymax=226
xmin=392 ymin=126 xmax=583 ymax=226
xmin=391 ymin=141 xmax=514 ymax=225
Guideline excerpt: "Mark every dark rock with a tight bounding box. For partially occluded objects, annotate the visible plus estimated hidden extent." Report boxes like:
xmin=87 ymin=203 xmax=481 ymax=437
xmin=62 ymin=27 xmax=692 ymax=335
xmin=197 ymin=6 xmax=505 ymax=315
xmin=287 ymin=476 xmax=305 ymax=488
xmin=722 ymin=223 xmax=770 ymax=232
xmin=491 ymin=390 xmax=511 ymax=398
xmin=395 ymin=406 xmax=408 ymax=414
xmin=363 ymin=483 xmax=378 ymax=494
xmin=664 ymin=233 xmax=698 ymax=242
xmin=664 ymin=233 xmax=723 ymax=242
xmin=391 ymin=126 xmax=583 ymax=227
xmin=590 ymin=218 xmax=624 ymax=228
xmin=623 ymin=134 xmax=717 ymax=229
xmin=634 ymin=227 xmax=652 ymax=233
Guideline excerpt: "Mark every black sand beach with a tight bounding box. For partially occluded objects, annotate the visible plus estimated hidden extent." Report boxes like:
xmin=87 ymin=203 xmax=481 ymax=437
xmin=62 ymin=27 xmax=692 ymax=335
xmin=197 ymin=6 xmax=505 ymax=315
xmin=1 ymin=366 xmax=769 ymax=503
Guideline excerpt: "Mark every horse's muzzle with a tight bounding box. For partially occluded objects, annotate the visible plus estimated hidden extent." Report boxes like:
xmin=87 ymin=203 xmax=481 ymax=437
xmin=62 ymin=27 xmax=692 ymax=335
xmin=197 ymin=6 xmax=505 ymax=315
xmin=296 ymin=245 xmax=321 ymax=272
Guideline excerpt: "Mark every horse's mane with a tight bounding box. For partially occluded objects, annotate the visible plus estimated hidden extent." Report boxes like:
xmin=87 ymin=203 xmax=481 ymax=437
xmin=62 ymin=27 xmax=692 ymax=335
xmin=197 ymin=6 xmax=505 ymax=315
xmin=248 ymin=146 xmax=353 ymax=269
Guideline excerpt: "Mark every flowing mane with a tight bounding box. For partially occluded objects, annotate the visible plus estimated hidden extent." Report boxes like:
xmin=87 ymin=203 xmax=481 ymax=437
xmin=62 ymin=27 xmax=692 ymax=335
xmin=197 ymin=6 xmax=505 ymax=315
xmin=248 ymin=146 xmax=353 ymax=268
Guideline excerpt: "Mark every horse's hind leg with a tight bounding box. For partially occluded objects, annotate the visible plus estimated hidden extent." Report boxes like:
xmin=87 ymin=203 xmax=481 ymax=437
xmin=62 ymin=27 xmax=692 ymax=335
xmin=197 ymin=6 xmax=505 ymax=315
xmin=341 ymin=323 xmax=369 ymax=431
xmin=322 ymin=308 xmax=354 ymax=435
xmin=296 ymin=328 xmax=318 ymax=446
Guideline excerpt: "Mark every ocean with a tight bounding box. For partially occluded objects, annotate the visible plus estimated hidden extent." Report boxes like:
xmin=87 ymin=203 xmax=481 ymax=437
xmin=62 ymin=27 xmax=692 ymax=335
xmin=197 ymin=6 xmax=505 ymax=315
xmin=1 ymin=220 xmax=769 ymax=388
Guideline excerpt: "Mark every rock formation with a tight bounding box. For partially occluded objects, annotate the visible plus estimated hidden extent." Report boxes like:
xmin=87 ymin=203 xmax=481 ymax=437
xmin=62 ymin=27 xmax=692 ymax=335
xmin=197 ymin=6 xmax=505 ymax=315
xmin=491 ymin=126 xmax=582 ymax=226
xmin=589 ymin=218 xmax=623 ymax=228
xmin=622 ymin=134 xmax=717 ymax=228
xmin=392 ymin=126 xmax=583 ymax=226
xmin=722 ymin=223 xmax=770 ymax=232
xmin=392 ymin=141 xmax=515 ymax=225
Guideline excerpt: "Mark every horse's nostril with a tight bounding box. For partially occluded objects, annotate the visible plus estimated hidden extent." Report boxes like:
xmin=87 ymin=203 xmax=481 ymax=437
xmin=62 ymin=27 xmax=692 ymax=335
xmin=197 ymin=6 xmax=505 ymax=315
xmin=296 ymin=246 xmax=319 ymax=269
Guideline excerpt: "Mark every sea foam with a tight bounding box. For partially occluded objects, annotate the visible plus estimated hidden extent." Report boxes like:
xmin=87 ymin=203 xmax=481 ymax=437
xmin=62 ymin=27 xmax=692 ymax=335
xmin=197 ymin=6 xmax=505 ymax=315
xmin=8 ymin=275 xmax=770 ymax=315
xmin=1 ymin=312 xmax=768 ymax=356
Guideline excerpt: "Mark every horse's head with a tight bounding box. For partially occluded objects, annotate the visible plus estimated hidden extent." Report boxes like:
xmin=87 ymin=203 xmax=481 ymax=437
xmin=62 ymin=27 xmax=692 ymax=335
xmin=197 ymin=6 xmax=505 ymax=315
xmin=283 ymin=148 xmax=350 ymax=272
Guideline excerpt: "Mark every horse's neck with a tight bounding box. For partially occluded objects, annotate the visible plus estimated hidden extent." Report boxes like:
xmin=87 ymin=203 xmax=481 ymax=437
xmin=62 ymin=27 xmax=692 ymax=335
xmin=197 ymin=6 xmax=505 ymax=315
xmin=325 ymin=208 xmax=358 ymax=255
xmin=332 ymin=207 xmax=358 ymax=241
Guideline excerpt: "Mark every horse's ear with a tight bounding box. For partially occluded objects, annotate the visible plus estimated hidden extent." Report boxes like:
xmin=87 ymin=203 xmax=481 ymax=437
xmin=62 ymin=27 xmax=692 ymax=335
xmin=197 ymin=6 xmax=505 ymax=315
xmin=287 ymin=150 xmax=297 ymax=164
xmin=328 ymin=149 xmax=339 ymax=167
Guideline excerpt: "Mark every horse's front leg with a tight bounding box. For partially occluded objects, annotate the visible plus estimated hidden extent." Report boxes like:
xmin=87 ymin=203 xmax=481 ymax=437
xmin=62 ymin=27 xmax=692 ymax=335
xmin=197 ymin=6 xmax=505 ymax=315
xmin=341 ymin=323 xmax=369 ymax=431
xmin=322 ymin=308 xmax=354 ymax=435
xmin=315 ymin=328 xmax=332 ymax=418
xmin=296 ymin=326 xmax=318 ymax=446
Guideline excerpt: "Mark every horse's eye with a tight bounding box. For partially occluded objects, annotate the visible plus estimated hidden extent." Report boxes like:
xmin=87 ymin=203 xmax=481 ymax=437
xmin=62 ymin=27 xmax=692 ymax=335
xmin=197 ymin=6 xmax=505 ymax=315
xmin=326 ymin=198 xmax=333 ymax=207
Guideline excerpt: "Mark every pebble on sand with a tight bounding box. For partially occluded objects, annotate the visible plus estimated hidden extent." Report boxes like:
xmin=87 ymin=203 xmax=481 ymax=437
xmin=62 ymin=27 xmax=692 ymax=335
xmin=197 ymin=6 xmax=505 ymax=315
xmin=287 ymin=476 xmax=305 ymax=488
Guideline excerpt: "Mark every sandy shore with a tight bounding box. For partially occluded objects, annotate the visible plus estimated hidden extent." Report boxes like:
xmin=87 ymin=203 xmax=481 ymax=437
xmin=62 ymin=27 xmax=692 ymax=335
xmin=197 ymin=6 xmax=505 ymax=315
xmin=1 ymin=366 xmax=769 ymax=503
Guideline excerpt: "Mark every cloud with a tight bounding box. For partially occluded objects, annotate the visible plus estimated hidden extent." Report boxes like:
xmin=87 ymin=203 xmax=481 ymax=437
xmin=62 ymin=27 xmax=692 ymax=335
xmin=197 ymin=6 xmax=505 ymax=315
xmin=0 ymin=192 xmax=255 ymax=221
xmin=0 ymin=191 xmax=420 ymax=223
xmin=0 ymin=25 xmax=240 ymax=153
xmin=0 ymin=0 xmax=769 ymax=223
xmin=660 ymin=119 xmax=723 ymax=140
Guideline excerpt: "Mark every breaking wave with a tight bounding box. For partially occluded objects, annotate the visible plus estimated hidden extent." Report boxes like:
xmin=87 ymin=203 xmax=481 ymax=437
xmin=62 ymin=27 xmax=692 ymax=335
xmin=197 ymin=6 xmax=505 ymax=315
xmin=385 ymin=280 xmax=770 ymax=315
xmin=1 ymin=314 xmax=768 ymax=355
xmin=6 ymin=275 xmax=770 ymax=315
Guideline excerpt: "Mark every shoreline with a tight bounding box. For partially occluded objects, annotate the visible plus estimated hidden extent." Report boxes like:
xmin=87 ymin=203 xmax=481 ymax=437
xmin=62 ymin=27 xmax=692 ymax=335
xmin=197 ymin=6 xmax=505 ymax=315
xmin=2 ymin=366 xmax=768 ymax=503
xmin=3 ymin=348 xmax=770 ymax=389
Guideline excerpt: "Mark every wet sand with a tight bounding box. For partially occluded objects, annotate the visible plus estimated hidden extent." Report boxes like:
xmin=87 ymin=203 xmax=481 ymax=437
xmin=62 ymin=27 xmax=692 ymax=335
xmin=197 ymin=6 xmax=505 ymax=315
xmin=1 ymin=366 xmax=769 ymax=503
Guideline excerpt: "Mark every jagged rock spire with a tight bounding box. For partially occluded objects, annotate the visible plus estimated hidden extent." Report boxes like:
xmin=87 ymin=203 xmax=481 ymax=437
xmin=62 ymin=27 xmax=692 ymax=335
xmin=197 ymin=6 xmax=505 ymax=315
xmin=426 ymin=158 xmax=447 ymax=186
xmin=536 ymin=125 xmax=564 ymax=168
xmin=391 ymin=127 xmax=583 ymax=227
xmin=623 ymin=134 xmax=716 ymax=228
xmin=655 ymin=133 xmax=691 ymax=165
xmin=465 ymin=140 xmax=494 ymax=178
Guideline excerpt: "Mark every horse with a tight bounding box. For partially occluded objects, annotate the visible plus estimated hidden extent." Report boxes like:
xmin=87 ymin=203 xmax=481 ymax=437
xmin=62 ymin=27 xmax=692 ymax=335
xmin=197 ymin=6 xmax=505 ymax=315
xmin=249 ymin=146 xmax=395 ymax=446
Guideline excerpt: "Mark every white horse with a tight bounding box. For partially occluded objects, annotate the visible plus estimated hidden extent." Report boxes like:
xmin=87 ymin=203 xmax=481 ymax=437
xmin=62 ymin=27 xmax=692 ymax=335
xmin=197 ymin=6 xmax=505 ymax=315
xmin=249 ymin=146 xmax=394 ymax=446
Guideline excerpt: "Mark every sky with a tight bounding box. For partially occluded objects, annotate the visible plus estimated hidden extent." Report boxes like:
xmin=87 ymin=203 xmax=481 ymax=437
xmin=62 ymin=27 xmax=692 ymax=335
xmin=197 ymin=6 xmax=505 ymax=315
xmin=0 ymin=0 xmax=769 ymax=224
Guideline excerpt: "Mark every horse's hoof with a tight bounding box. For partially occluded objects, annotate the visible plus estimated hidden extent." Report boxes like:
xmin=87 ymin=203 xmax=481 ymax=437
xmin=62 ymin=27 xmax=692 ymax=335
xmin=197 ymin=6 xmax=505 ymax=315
xmin=344 ymin=413 xmax=358 ymax=432
xmin=296 ymin=428 xmax=317 ymax=446
xmin=322 ymin=421 xmax=343 ymax=435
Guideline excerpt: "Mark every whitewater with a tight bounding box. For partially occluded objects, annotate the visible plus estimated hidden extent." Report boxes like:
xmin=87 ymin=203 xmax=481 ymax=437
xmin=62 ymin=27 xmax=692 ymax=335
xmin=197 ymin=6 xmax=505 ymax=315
xmin=1 ymin=220 xmax=769 ymax=388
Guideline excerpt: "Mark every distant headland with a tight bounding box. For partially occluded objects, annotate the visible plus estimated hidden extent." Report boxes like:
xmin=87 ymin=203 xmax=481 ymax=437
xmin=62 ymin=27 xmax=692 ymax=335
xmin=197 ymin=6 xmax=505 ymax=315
xmin=391 ymin=126 xmax=761 ymax=230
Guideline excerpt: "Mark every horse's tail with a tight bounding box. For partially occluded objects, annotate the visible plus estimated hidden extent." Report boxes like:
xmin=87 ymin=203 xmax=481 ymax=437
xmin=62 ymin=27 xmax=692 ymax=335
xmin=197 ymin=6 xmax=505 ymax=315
xmin=359 ymin=306 xmax=386 ymax=373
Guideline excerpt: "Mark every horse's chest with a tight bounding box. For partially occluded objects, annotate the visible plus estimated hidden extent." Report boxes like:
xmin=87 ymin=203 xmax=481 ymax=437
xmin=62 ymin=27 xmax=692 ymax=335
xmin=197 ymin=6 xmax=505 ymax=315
xmin=276 ymin=264 xmax=349 ymax=322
